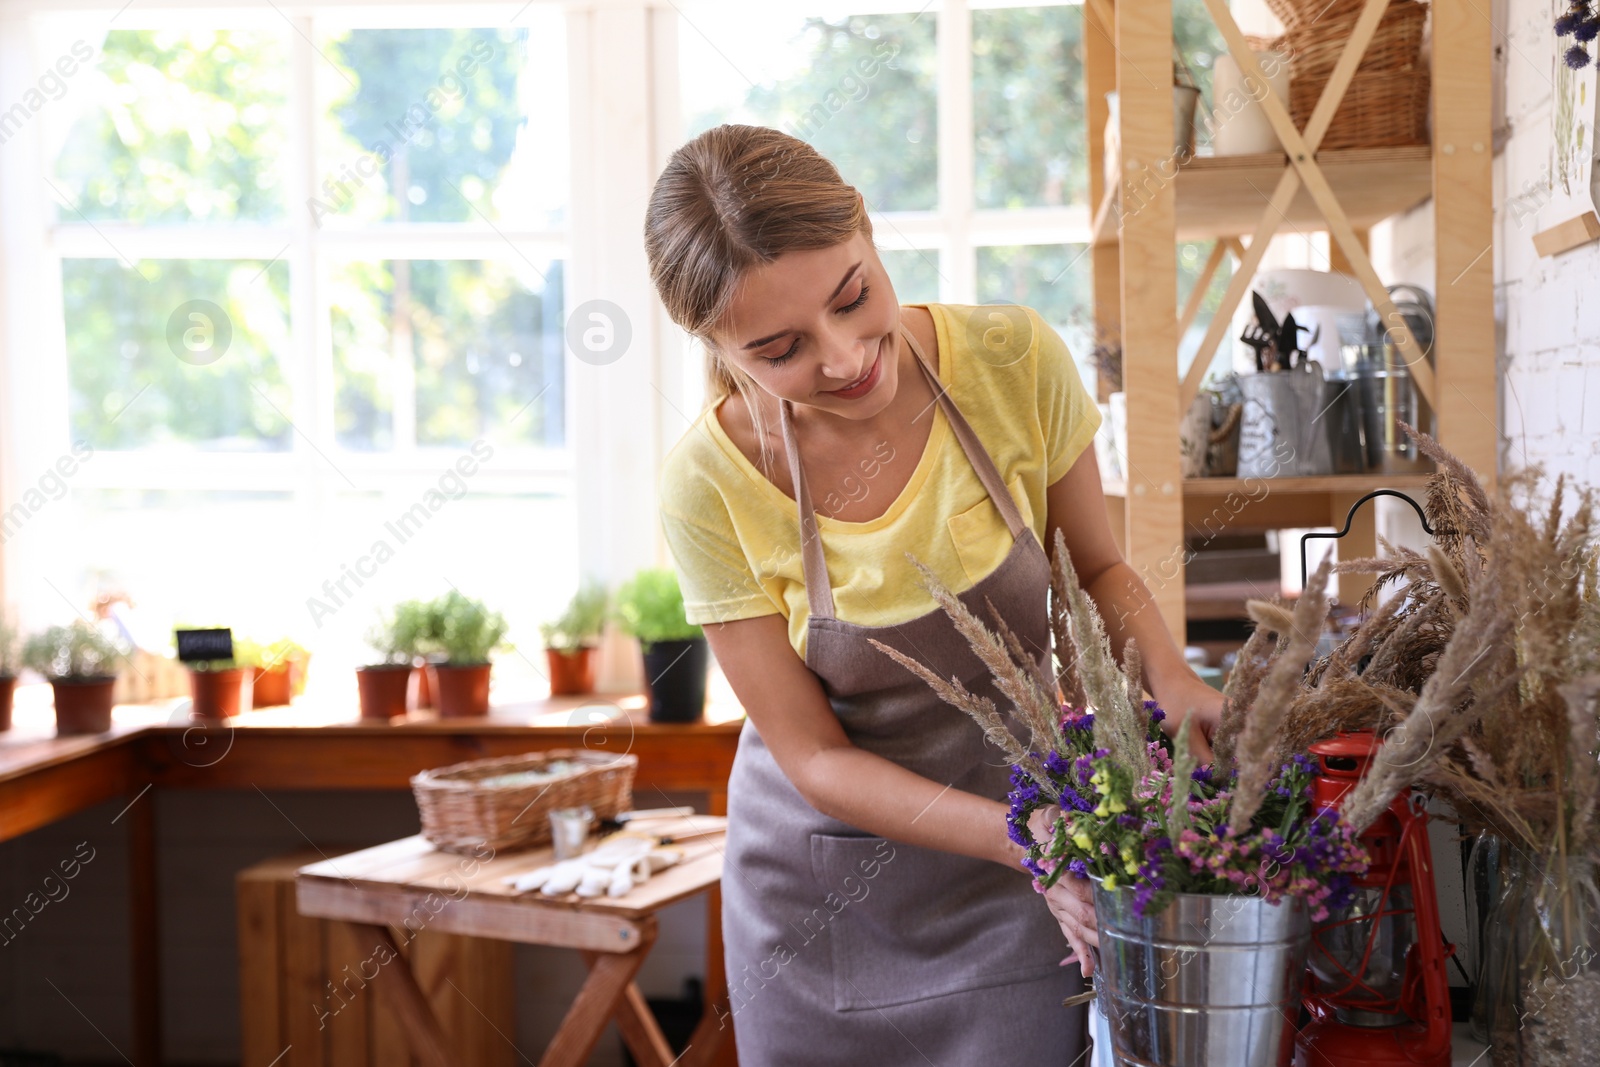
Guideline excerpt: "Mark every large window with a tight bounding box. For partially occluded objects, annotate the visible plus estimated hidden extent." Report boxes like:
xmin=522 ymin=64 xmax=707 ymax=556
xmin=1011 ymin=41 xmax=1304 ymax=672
xmin=7 ymin=7 xmax=573 ymax=691
xmin=2 ymin=0 xmax=1239 ymax=692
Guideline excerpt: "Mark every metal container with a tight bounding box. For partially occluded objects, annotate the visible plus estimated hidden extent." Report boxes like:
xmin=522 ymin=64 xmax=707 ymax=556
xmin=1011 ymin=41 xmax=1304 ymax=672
xmin=1320 ymin=369 xmax=1367 ymax=475
xmin=1237 ymin=361 xmax=1337 ymax=478
xmin=1351 ymin=344 xmax=1427 ymax=473
xmin=1237 ymin=370 xmax=1304 ymax=478
xmin=1094 ymin=883 xmax=1312 ymax=1067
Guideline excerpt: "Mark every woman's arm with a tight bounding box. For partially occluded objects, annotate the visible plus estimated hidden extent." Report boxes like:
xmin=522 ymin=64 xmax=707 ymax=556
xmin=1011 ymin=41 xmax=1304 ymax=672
xmin=1044 ymin=443 xmax=1225 ymax=746
xmin=705 ymin=613 xmax=1020 ymax=868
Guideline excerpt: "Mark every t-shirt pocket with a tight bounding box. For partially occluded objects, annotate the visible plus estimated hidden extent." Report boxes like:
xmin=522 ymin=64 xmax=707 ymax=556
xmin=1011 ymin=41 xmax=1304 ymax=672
xmin=809 ymin=832 xmax=1061 ymax=1012
xmin=946 ymin=473 xmax=1034 ymax=585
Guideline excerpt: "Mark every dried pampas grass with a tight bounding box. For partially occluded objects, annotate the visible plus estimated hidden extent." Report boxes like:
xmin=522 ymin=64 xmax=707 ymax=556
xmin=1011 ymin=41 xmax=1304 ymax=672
xmin=1252 ymin=422 xmax=1600 ymax=864
xmin=1226 ymin=553 xmax=1334 ymax=835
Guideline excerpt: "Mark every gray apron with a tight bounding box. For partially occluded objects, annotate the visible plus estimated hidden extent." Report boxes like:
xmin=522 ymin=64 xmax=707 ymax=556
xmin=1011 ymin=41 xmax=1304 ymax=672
xmin=721 ymin=323 xmax=1088 ymax=1065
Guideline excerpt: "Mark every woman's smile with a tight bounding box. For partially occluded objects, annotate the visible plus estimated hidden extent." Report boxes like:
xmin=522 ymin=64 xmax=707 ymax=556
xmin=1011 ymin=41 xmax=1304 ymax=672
xmin=821 ymin=341 xmax=884 ymax=399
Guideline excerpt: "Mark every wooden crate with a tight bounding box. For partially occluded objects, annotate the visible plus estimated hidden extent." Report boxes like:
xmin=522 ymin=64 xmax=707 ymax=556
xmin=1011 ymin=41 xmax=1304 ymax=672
xmin=237 ymin=851 xmax=516 ymax=1067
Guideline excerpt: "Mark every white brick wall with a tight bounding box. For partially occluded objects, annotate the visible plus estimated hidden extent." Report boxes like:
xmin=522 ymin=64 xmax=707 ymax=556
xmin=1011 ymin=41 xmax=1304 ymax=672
xmin=1373 ymin=0 xmax=1600 ymax=490
xmin=1493 ymin=0 xmax=1600 ymax=486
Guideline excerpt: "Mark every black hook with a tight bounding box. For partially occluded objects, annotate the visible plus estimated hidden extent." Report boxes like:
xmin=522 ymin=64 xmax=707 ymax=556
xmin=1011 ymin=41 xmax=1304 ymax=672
xmin=1299 ymin=489 xmax=1440 ymax=589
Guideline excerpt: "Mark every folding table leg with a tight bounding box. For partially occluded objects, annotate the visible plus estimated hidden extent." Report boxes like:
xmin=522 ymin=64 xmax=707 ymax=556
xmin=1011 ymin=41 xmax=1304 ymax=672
xmin=540 ymin=938 xmax=655 ymax=1067
xmin=349 ymin=922 xmax=456 ymax=1067
xmin=578 ymin=947 xmax=730 ymax=1067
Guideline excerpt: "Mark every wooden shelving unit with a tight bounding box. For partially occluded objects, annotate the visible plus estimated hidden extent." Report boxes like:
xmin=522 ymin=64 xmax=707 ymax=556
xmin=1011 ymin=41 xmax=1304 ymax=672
xmin=1085 ymin=0 xmax=1495 ymax=633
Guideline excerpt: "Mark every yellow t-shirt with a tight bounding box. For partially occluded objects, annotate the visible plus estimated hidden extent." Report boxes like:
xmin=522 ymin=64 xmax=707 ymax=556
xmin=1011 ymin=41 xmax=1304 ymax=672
xmin=658 ymin=302 xmax=1103 ymax=659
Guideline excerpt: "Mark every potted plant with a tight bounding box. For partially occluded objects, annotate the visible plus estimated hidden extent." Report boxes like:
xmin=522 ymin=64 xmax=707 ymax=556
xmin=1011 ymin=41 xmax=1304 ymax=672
xmin=181 ymin=630 xmax=257 ymax=720
xmin=0 ymin=614 xmax=18 ymax=732
xmin=22 ymin=621 xmax=124 ymax=736
xmin=356 ymin=610 xmax=420 ymax=721
xmin=422 ymin=590 xmax=511 ymax=718
xmin=615 ymin=569 xmax=707 ymax=724
xmin=248 ymin=637 xmax=310 ymax=707
xmin=539 ymin=582 xmax=608 ymax=696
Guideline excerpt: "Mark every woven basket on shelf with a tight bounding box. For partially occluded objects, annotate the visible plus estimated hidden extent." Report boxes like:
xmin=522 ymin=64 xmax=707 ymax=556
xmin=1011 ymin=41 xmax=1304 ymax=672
xmin=1289 ymin=66 xmax=1430 ymax=149
xmin=1265 ymin=0 xmax=1368 ymax=34
xmin=411 ymin=749 xmax=637 ymax=855
xmin=1280 ymin=0 xmax=1428 ymax=78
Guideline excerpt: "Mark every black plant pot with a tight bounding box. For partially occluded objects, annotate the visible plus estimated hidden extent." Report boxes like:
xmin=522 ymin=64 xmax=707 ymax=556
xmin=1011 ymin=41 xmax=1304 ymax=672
xmin=641 ymin=638 xmax=708 ymax=724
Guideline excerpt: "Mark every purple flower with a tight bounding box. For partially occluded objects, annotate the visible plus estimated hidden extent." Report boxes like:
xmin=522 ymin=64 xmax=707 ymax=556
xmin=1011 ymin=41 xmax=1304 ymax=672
xmin=1576 ymin=19 xmax=1600 ymax=42
xmin=1566 ymin=43 xmax=1593 ymax=67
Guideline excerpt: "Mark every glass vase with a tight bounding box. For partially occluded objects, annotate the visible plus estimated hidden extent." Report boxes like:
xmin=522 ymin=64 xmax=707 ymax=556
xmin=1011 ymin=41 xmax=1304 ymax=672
xmin=1470 ymin=838 xmax=1600 ymax=1066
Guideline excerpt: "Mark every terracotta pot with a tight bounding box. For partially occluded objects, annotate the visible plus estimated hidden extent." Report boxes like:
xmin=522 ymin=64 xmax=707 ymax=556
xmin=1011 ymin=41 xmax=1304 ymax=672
xmin=641 ymin=638 xmax=708 ymax=724
xmin=414 ymin=658 xmax=439 ymax=709
xmin=434 ymin=663 xmax=492 ymax=718
xmin=356 ymin=665 xmax=412 ymax=721
xmin=51 ymin=677 xmax=117 ymax=736
xmin=190 ymin=667 xmax=254 ymax=720
xmin=0 ymin=674 xmax=15 ymax=731
xmin=546 ymin=647 xmax=597 ymax=696
xmin=252 ymin=655 xmax=305 ymax=713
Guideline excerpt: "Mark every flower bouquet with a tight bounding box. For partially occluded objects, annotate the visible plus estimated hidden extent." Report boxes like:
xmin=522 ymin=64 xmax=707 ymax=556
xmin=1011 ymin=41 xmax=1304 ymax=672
xmin=872 ymin=532 xmax=1367 ymax=1066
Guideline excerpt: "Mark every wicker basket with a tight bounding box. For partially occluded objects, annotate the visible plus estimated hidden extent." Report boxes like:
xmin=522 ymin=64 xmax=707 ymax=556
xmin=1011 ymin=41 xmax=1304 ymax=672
xmin=1289 ymin=66 xmax=1430 ymax=149
xmin=411 ymin=749 xmax=637 ymax=855
xmin=1265 ymin=0 xmax=1369 ymax=35
xmin=1281 ymin=0 xmax=1428 ymax=79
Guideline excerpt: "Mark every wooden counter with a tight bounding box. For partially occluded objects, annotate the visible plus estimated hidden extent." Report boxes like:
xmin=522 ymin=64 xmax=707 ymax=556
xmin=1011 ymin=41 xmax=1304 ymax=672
xmin=0 ymin=683 xmax=744 ymax=1066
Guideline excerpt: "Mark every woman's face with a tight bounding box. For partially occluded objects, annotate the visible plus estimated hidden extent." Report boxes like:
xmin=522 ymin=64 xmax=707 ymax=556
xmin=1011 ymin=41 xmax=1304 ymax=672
xmin=711 ymin=231 xmax=903 ymax=423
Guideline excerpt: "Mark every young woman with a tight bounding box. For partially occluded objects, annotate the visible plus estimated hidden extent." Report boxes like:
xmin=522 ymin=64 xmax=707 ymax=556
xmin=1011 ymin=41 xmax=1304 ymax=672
xmin=646 ymin=125 xmax=1224 ymax=1065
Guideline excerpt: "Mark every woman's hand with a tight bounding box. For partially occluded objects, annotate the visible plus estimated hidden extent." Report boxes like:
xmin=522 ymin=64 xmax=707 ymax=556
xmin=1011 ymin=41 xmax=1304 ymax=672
xmin=1027 ymin=805 xmax=1100 ymax=977
xmin=1159 ymin=676 xmax=1226 ymax=762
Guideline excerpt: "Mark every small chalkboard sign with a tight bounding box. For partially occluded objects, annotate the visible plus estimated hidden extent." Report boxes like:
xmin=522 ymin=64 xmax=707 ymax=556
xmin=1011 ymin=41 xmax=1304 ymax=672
xmin=175 ymin=627 xmax=234 ymax=663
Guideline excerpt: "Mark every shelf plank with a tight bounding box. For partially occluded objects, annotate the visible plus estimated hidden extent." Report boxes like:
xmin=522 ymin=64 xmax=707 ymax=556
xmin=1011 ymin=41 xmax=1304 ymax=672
xmin=1178 ymin=147 xmax=1433 ymax=239
xmin=1099 ymin=146 xmax=1433 ymax=245
xmin=1102 ymin=471 xmax=1433 ymax=535
xmin=1101 ymin=472 xmax=1432 ymax=499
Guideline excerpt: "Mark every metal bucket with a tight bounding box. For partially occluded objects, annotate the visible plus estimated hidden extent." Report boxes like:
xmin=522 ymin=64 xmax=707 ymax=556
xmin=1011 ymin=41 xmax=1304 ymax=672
xmin=1093 ymin=883 xmax=1311 ymax=1067
xmin=1237 ymin=371 xmax=1302 ymax=478
xmin=1319 ymin=370 xmax=1367 ymax=474
xmin=1351 ymin=344 xmax=1427 ymax=473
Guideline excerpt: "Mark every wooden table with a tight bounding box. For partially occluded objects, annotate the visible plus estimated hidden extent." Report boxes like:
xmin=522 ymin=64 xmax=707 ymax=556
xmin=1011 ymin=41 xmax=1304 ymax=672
xmin=296 ymin=818 xmax=730 ymax=1067
xmin=0 ymin=684 xmax=744 ymax=1066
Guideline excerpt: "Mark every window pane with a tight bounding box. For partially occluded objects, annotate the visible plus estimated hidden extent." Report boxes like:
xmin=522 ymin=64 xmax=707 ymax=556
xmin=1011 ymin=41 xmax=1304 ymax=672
xmin=976 ymin=243 xmax=1093 ymax=363
xmin=67 ymin=487 xmax=575 ymax=689
xmin=315 ymin=22 xmax=565 ymax=228
xmin=1175 ymin=0 xmax=1227 ymax=153
xmin=973 ymin=7 xmax=1086 ymax=209
xmin=880 ymin=248 xmax=940 ymax=304
xmin=680 ymin=9 xmax=937 ymax=212
xmin=52 ymin=30 xmax=288 ymax=223
xmin=1178 ymin=240 xmax=1233 ymax=379
xmin=329 ymin=259 xmax=564 ymax=451
xmin=63 ymin=258 xmax=292 ymax=450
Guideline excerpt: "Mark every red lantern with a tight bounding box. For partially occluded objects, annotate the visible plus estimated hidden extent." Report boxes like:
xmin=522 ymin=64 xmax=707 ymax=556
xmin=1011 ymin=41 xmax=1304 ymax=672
xmin=1296 ymin=731 xmax=1454 ymax=1067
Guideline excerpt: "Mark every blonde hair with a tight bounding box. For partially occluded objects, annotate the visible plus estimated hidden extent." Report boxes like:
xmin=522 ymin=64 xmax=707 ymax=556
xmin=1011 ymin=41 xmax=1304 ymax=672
xmin=644 ymin=124 xmax=873 ymax=474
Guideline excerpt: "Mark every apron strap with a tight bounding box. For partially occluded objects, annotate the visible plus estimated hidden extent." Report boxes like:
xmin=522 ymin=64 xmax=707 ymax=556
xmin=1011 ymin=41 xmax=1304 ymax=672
xmin=778 ymin=396 xmax=837 ymax=621
xmin=778 ymin=317 xmax=1032 ymax=623
xmin=897 ymin=321 xmax=1029 ymax=540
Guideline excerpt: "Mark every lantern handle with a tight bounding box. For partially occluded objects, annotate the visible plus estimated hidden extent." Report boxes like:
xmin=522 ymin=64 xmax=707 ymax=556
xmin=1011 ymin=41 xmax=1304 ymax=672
xmin=1299 ymin=489 xmax=1442 ymax=590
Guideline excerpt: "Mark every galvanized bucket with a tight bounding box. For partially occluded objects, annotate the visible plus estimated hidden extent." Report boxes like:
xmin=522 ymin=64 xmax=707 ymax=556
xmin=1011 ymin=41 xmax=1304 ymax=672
xmin=1093 ymin=883 xmax=1311 ymax=1067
